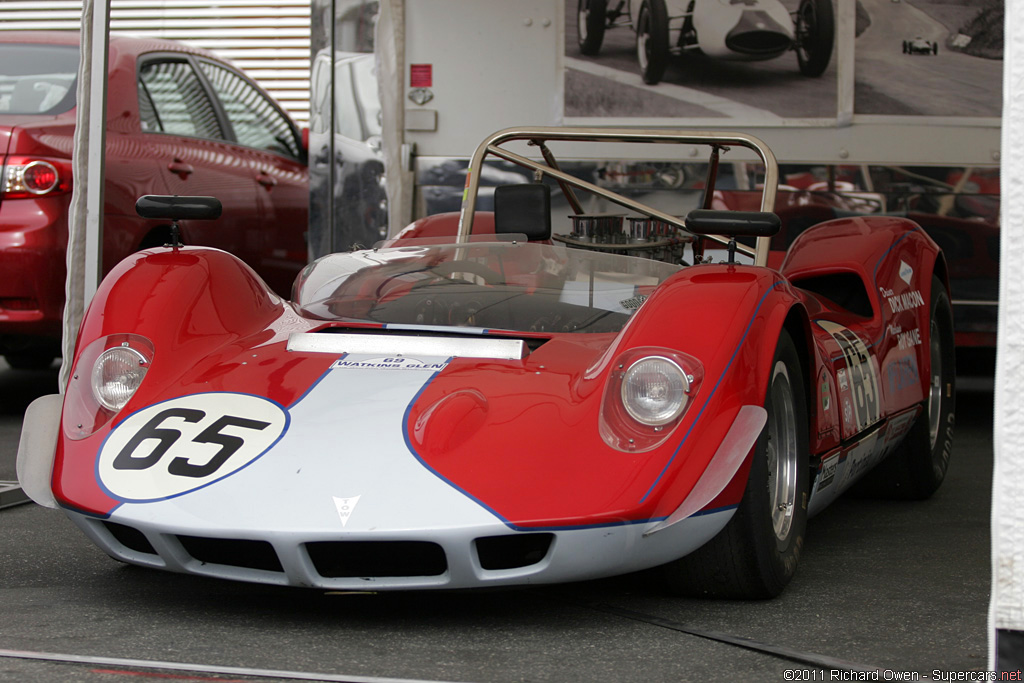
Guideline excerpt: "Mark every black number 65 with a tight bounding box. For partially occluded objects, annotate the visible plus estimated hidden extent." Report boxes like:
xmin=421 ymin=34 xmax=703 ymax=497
xmin=112 ymin=408 xmax=270 ymax=478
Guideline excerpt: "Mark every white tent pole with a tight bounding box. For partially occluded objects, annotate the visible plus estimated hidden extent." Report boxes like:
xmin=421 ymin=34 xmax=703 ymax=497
xmin=377 ymin=0 xmax=413 ymax=238
xmin=990 ymin=0 xmax=1023 ymax=669
xmin=60 ymin=0 xmax=110 ymax=392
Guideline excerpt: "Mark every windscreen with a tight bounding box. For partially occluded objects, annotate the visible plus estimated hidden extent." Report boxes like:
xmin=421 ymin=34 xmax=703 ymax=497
xmin=296 ymin=241 xmax=682 ymax=334
xmin=0 ymin=44 xmax=79 ymax=116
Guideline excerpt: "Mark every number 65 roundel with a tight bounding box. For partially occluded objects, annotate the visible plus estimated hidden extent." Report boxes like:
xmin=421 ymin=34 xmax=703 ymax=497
xmin=97 ymin=393 xmax=289 ymax=502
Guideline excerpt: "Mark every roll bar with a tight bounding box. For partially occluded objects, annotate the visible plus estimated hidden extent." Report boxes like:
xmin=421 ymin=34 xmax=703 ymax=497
xmin=456 ymin=127 xmax=779 ymax=267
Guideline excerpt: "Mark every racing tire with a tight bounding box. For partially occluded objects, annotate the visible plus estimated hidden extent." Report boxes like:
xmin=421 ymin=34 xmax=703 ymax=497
xmin=932 ymin=43 xmax=939 ymax=55
xmin=795 ymin=0 xmax=834 ymax=77
xmin=853 ymin=276 xmax=955 ymax=500
xmin=578 ymin=0 xmax=608 ymax=56
xmin=637 ymin=0 xmax=669 ymax=85
xmin=661 ymin=330 xmax=809 ymax=599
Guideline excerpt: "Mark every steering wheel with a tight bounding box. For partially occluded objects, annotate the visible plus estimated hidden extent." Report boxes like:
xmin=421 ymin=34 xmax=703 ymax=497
xmin=424 ymin=260 xmax=505 ymax=286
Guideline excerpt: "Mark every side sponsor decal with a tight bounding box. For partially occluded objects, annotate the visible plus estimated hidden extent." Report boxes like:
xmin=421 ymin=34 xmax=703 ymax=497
xmin=817 ymin=320 xmax=882 ymax=432
xmin=97 ymin=393 xmax=288 ymax=502
xmin=837 ymin=434 xmax=881 ymax=491
xmin=880 ymin=286 xmax=925 ymax=315
xmin=886 ymin=355 xmax=920 ymax=394
xmin=818 ymin=453 xmax=839 ymax=490
xmin=899 ymin=260 xmax=914 ymax=286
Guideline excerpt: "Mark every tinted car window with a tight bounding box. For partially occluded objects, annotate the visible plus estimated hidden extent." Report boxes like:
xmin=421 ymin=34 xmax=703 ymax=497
xmin=138 ymin=60 xmax=222 ymax=138
xmin=198 ymin=60 xmax=300 ymax=159
xmin=0 ymin=44 xmax=78 ymax=115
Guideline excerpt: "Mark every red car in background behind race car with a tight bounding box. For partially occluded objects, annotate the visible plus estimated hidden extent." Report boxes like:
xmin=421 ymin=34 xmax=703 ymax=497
xmin=0 ymin=31 xmax=308 ymax=369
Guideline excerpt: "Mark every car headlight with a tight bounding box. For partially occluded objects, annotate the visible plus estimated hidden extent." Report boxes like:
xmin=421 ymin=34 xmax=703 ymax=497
xmin=599 ymin=348 xmax=703 ymax=452
xmin=91 ymin=344 xmax=150 ymax=411
xmin=620 ymin=356 xmax=689 ymax=426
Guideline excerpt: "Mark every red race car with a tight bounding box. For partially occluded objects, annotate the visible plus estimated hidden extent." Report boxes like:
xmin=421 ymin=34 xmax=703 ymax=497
xmin=0 ymin=31 xmax=308 ymax=369
xmin=18 ymin=127 xmax=954 ymax=598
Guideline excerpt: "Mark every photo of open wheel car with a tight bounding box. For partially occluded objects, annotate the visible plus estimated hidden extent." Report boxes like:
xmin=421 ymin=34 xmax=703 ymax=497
xmin=577 ymin=0 xmax=835 ymax=84
xmin=903 ymin=37 xmax=938 ymax=56
xmin=18 ymin=127 xmax=953 ymax=598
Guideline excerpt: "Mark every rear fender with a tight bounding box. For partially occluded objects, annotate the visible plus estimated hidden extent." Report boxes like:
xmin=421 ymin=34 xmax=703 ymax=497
xmin=782 ymin=216 xmax=944 ymax=412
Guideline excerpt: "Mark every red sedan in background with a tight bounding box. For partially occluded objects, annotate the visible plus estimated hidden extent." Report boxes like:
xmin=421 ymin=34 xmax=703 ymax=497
xmin=0 ymin=31 xmax=308 ymax=369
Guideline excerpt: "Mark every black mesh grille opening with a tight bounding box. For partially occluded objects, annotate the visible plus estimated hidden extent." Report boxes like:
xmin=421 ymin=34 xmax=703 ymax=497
xmin=306 ymin=541 xmax=447 ymax=578
xmin=177 ymin=536 xmax=283 ymax=573
xmin=104 ymin=522 xmax=157 ymax=555
xmin=476 ymin=533 xmax=553 ymax=570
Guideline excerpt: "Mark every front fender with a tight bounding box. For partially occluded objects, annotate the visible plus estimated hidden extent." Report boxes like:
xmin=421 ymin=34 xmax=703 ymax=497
xmin=611 ymin=264 xmax=806 ymax=517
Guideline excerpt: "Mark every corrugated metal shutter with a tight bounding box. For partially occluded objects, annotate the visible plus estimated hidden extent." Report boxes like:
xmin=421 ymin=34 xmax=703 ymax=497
xmin=0 ymin=0 xmax=311 ymax=125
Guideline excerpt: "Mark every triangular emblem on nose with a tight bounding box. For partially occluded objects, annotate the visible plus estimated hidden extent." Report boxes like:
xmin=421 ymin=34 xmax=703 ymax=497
xmin=333 ymin=495 xmax=361 ymax=527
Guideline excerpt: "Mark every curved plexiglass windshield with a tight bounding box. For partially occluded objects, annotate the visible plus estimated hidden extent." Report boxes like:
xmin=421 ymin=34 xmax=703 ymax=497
xmin=296 ymin=241 xmax=682 ymax=334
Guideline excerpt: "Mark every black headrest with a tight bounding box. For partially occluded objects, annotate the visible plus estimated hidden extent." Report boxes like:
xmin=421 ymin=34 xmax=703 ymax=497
xmin=494 ymin=184 xmax=551 ymax=241
xmin=685 ymin=209 xmax=780 ymax=238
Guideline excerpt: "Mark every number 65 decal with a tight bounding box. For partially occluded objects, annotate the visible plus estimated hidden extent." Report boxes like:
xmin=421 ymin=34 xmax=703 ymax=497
xmin=97 ymin=393 xmax=289 ymax=502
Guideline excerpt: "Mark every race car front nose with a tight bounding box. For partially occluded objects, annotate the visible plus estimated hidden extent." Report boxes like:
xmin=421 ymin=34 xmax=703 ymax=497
xmin=725 ymin=11 xmax=792 ymax=56
xmin=70 ymin=513 xmax=563 ymax=589
xmin=68 ymin=506 xmax=733 ymax=590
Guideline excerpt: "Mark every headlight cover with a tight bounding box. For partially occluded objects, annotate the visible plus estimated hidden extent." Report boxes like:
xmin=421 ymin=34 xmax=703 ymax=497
xmin=63 ymin=335 xmax=155 ymax=440
xmin=91 ymin=345 xmax=151 ymax=411
xmin=600 ymin=347 xmax=703 ymax=452
xmin=620 ymin=356 xmax=689 ymax=426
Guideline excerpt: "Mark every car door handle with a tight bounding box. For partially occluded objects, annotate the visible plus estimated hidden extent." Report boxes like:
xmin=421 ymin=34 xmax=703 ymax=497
xmin=257 ymin=172 xmax=278 ymax=189
xmin=167 ymin=160 xmax=194 ymax=178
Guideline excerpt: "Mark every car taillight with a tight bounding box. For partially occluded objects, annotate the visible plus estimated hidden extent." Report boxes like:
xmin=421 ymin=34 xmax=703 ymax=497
xmin=2 ymin=156 xmax=72 ymax=198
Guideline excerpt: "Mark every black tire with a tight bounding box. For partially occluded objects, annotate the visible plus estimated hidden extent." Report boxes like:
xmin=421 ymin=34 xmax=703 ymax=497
xmin=853 ymin=276 xmax=955 ymax=500
xmin=795 ymin=0 xmax=834 ymax=77
xmin=662 ymin=330 xmax=809 ymax=598
xmin=578 ymin=0 xmax=608 ymax=56
xmin=4 ymin=351 xmax=56 ymax=370
xmin=932 ymin=42 xmax=939 ymax=55
xmin=636 ymin=0 xmax=669 ymax=85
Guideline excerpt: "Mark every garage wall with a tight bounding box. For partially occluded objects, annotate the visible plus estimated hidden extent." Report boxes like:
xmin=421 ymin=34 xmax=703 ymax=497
xmin=0 ymin=0 xmax=311 ymax=124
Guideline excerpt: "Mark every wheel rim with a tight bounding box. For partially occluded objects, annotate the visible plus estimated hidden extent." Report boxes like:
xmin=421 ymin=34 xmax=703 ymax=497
xmin=767 ymin=362 xmax=798 ymax=542
xmin=927 ymin=317 xmax=943 ymax=449
xmin=795 ymin=3 xmax=815 ymax=61
xmin=578 ymin=0 xmax=589 ymax=43
xmin=637 ymin=12 xmax=651 ymax=71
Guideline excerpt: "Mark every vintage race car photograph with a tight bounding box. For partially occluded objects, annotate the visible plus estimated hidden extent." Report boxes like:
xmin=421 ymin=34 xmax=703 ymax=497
xmin=577 ymin=0 xmax=834 ymax=84
xmin=17 ymin=127 xmax=954 ymax=598
xmin=903 ymin=37 xmax=939 ymax=55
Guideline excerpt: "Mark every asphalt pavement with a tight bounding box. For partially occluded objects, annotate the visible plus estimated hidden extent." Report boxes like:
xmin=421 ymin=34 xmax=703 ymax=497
xmin=0 ymin=356 xmax=995 ymax=682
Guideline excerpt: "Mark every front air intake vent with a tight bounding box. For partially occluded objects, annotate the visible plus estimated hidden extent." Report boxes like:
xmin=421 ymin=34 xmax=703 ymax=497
xmin=104 ymin=521 xmax=157 ymax=555
xmin=306 ymin=541 xmax=448 ymax=578
xmin=475 ymin=533 xmax=553 ymax=570
xmin=177 ymin=535 xmax=283 ymax=573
